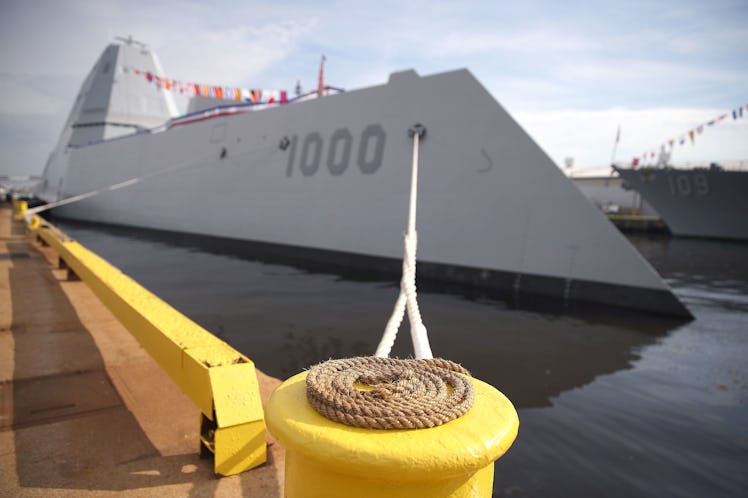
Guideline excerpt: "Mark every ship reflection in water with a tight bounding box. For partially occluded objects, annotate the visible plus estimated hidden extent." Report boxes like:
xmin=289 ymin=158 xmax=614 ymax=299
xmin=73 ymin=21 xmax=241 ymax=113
xmin=56 ymin=220 xmax=748 ymax=497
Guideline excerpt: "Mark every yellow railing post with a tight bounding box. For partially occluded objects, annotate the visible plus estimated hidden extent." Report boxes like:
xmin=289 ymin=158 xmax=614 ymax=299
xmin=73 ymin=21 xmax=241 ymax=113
xmin=12 ymin=199 xmax=27 ymax=220
xmin=266 ymin=371 xmax=519 ymax=498
xmin=34 ymin=218 xmax=267 ymax=476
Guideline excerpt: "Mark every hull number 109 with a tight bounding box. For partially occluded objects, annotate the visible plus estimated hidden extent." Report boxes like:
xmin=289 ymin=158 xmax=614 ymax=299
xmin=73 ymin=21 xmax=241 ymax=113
xmin=284 ymin=124 xmax=386 ymax=177
xmin=667 ymin=173 xmax=709 ymax=197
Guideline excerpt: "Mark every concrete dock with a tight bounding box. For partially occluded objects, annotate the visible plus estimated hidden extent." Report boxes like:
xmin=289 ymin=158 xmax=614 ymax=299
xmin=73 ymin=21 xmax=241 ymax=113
xmin=0 ymin=206 xmax=284 ymax=497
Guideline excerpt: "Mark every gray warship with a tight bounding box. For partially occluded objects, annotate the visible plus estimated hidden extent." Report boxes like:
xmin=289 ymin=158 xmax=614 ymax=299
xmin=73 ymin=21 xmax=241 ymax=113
xmin=614 ymin=164 xmax=748 ymax=240
xmin=37 ymin=39 xmax=690 ymax=317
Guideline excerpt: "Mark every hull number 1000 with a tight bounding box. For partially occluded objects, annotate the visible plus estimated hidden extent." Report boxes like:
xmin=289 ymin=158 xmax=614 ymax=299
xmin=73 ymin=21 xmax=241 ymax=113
xmin=284 ymin=124 xmax=386 ymax=177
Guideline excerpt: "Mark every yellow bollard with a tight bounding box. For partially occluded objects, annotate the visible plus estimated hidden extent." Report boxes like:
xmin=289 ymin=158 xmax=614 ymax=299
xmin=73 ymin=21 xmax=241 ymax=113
xmin=26 ymin=214 xmax=41 ymax=230
xmin=265 ymin=370 xmax=519 ymax=498
xmin=13 ymin=200 xmax=28 ymax=220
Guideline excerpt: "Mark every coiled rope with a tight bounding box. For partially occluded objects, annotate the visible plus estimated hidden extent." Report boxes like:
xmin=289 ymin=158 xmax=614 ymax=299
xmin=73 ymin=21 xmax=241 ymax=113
xmin=306 ymin=356 xmax=474 ymax=429
xmin=307 ymin=125 xmax=475 ymax=429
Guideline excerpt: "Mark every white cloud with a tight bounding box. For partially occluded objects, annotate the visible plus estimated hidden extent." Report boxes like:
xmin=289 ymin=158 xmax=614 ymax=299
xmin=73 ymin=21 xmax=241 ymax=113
xmin=515 ymin=107 xmax=748 ymax=168
xmin=0 ymin=75 xmax=66 ymax=114
xmin=560 ymin=58 xmax=745 ymax=86
xmin=423 ymin=27 xmax=591 ymax=59
xmin=1 ymin=0 xmax=746 ymax=176
xmin=149 ymin=19 xmax=320 ymax=85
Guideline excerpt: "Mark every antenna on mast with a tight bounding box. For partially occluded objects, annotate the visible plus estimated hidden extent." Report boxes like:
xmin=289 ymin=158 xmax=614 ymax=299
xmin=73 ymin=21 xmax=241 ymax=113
xmin=610 ymin=124 xmax=621 ymax=166
xmin=115 ymin=35 xmax=147 ymax=48
xmin=317 ymin=55 xmax=326 ymax=97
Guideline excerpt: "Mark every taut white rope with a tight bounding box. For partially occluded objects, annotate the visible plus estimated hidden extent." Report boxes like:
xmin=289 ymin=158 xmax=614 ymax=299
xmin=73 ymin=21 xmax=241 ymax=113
xmin=28 ymin=177 xmax=141 ymax=216
xmin=26 ymin=140 xmax=280 ymax=219
xmin=26 ymin=153 xmax=218 ymax=217
xmin=375 ymin=124 xmax=433 ymax=360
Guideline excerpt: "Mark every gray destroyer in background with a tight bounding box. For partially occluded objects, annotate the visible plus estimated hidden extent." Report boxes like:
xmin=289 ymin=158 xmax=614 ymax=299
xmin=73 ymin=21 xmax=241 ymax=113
xmin=38 ymin=40 xmax=690 ymax=317
xmin=614 ymin=164 xmax=748 ymax=240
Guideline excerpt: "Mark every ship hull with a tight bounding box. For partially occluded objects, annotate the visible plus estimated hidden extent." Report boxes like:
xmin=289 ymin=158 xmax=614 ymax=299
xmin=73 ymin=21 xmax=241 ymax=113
xmin=39 ymin=43 xmax=690 ymax=317
xmin=615 ymin=166 xmax=748 ymax=240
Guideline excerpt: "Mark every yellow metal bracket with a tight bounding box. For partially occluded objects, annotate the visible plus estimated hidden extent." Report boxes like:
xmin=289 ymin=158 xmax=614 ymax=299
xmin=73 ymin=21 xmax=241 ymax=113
xmin=33 ymin=217 xmax=266 ymax=476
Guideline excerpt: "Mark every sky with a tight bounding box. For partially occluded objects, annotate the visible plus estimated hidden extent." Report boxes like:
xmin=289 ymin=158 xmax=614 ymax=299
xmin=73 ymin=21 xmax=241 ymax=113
xmin=1 ymin=0 xmax=747 ymax=177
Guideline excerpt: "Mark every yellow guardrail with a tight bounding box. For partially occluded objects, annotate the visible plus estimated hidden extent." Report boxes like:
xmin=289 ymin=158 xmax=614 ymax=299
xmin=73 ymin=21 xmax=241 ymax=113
xmin=26 ymin=213 xmax=265 ymax=476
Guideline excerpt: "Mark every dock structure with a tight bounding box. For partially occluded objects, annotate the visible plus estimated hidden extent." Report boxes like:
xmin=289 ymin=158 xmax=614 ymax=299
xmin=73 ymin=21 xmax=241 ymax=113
xmin=606 ymin=213 xmax=669 ymax=234
xmin=0 ymin=205 xmax=284 ymax=496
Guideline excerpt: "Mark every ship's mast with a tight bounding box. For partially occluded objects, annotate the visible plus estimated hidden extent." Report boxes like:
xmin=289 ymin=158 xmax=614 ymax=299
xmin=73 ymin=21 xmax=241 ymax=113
xmin=115 ymin=35 xmax=147 ymax=48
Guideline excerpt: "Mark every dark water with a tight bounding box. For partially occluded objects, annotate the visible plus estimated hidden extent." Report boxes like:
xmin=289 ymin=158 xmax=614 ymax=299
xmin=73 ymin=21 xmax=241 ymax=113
xmin=54 ymin=220 xmax=748 ymax=497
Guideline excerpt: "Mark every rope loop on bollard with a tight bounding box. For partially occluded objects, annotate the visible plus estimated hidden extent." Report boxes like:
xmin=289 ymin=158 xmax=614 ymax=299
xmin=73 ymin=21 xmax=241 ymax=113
xmin=375 ymin=124 xmax=433 ymax=360
xmin=306 ymin=356 xmax=475 ymax=429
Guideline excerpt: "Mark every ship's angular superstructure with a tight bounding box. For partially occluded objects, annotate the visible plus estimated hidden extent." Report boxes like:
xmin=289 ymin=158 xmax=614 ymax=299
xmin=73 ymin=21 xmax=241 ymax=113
xmin=39 ymin=39 xmax=176 ymax=203
xmin=39 ymin=40 xmax=691 ymax=317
